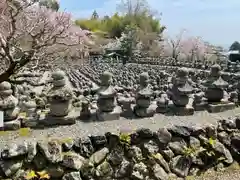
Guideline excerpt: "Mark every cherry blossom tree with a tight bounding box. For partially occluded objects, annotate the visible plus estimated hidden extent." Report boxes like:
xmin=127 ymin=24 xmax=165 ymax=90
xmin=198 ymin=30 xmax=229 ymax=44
xmin=162 ymin=30 xmax=186 ymax=61
xmin=0 ymin=0 xmax=88 ymax=82
xmin=181 ymin=36 xmax=213 ymax=62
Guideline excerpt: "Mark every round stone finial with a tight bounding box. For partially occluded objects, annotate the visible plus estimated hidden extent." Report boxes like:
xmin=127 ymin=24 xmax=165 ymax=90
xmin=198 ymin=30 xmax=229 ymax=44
xmin=210 ymin=64 xmax=221 ymax=76
xmin=139 ymin=72 xmax=149 ymax=87
xmin=177 ymin=67 xmax=189 ymax=77
xmin=140 ymin=72 xmax=149 ymax=81
xmin=51 ymin=70 xmax=66 ymax=80
xmin=211 ymin=64 xmax=221 ymax=71
xmin=0 ymin=81 xmax=11 ymax=91
xmin=101 ymin=71 xmax=113 ymax=85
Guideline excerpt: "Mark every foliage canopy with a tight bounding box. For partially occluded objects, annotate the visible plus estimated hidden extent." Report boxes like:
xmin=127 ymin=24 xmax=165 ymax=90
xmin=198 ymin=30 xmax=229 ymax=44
xmin=75 ymin=10 xmax=165 ymax=38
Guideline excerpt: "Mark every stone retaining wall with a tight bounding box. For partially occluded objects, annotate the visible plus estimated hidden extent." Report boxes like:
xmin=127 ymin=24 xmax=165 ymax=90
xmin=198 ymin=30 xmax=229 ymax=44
xmin=0 ymin=117 xmax=240 ymax=180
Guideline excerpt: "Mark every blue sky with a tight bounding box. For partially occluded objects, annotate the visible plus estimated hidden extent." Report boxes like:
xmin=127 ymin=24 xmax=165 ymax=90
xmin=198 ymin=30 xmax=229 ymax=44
xmin=60 ymin=0 xmax=240 ymax=48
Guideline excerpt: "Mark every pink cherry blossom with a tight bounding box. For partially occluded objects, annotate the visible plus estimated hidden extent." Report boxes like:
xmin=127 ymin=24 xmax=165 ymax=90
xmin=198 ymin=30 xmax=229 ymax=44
xmin=0 ymin=0 xmax=89 ymax=82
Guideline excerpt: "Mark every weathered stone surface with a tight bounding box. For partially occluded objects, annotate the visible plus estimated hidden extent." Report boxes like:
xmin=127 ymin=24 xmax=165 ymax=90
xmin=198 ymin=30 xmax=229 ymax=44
xmin=168 ymin=137 xmax=187 ymax=155
xmin=127 ymin=146 xmax=143 ymax=162
xmin=62 ymin=152 xmax=86 ymax=170
xmin=153 ymin=153 xmax=171 ymax=173
xmin=142 ymin=140 xmax=159 ymax=154
xmin=170 ymin=155 xmax=192 ymax=177
xmin=73 ymin=137 xmax=94 ymax=158
xmin=114 ymin=159 xmax=132 ymax=178
xmin=212 ymin=141 xmax=233 ymax=164
xmin=0 ymin=160 xmax=23 ymax=177
xmin=1 ymin=142 xmax=29 ymax=159
xmin=168 ymin=125 xmax=191 ymax=137
xmin=107 ymin=146 xmax=124 ymax=166
xmin=95 ymin=161 xmax=113 ymax=178
xmin=62 ymin=171 xmax=82 ymax=180
xmin=89 ymin=147 xmax=109 ymax=166
xmin=152 ymin=163 xmax=168 ymax=180
xmin=131 ymin=162 xmax=148 ymax=180
xmin=37 ymin=140 xmax=63 ymax=163
xmin=90 ymin=134 xmax=107 ymax=150
xmin=0 ymin=116 xmax=239 ymax=179
xmin=155 ymin=128 xmax=172 ymax=146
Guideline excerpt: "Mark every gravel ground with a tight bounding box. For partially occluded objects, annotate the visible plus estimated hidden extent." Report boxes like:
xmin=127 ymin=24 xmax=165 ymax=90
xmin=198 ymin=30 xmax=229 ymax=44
xmin=195 ymin=171 xmax=240 ymax=180
xmin=194 ymin=163 xmax=240 ymax=180
xmin=0 ymin=107 xmax=239 ymax=148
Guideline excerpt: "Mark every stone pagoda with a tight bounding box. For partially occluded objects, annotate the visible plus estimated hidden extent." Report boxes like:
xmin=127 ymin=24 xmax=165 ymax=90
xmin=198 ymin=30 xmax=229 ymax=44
xmin=0 ymin=81 xmax=20 ymax=130
xmin=96 ymin=71 xmax=121 ymax=121
xmin=204 ymin=64 xmax=235 ymax=112
xmin=169 ymin=68 xmax=195 ymax=115
xmin=41 ymin=70 xmax=76 ymax=126
xmin=134 ymin=72 xmax=156 ymax=117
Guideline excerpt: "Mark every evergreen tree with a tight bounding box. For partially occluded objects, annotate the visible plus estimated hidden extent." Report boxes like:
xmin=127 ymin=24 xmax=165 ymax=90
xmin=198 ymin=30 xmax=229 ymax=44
xmin=91 ymin=10 xmax=99 ymax=20
xmin=229 ymin=41 xmax=240 ymax=51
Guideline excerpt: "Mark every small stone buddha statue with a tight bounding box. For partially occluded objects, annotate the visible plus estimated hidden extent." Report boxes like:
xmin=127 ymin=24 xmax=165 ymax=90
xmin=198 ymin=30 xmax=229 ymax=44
xmin=97 ymin=71 xmax=117 ymax=112
xmin=0 ymin=81 xmax=20 ymax=127
xmin=21 ymin=91 xmax=37 ymax=120
xmin=203 ymin=64 xmax=229 ymax=103
xmin=134 ymin=72 xmax=156 ymax=117
xmin=47 ymin=70 xmax=73 ymax=117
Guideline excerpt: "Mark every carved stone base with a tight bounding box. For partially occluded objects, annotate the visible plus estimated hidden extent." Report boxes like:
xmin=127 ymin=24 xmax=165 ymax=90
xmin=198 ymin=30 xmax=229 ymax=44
xmin=156 ymin=106 xmax=169 ymax=114
xmin=121 ymin=107 xmax=134 ymax=118
xmin=39 ymin=110 xmax=77 ymax=126
xmin=169 ymin=105 xmax=194 ymax=116
xmin=21 ymin=116 xmax=39 ymax=128
xmin=3 ymin=119 xmax=21 ymax=130
xmin=207 ymin=102 xmax=235 ymax=113
xmin=193 ymin=102 xmax=208 ymax=111
xmin=134 ymin=104 xmax=157 ymax=118
xmin=4 ymin=107 xmax=20 ymax=122
xmin=96 ymin=106 xmax=122 ymax=121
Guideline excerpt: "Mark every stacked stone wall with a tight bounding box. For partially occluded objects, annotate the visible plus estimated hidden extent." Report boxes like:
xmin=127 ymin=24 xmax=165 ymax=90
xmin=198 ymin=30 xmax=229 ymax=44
xmin=0 ymin=117 xmax=240 ymax=180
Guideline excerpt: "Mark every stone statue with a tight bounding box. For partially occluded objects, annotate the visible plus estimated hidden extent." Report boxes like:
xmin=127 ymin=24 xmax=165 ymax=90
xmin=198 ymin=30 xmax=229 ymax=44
xmin=197 ymin=64 xmax=235 ymax=112
xmin=19 ymin=92 xmax=38 ymax=127
xmin=0 ymin=81 xmax=20 ymax=129
xmin=47 ymin=70 xmax=73 ymax=117
xmin=21 ymin=94 xmax=37 ymax=118
xmin=156 ymin=92 xmax=169 ymax=113
xmin=134 ymin=72 xmax=156 ymax=117
xmin=97 ymin=71 xmax=116 ymax=112
xmin=41 ymin=70 xmax=76 ymax=126
xmin=96 ymin=71 xmax=121 ymax=121
xmin=203 ymin=64 xmax=229 ymax=103
xmin=169 ymin=68 xmax=194 ymax=115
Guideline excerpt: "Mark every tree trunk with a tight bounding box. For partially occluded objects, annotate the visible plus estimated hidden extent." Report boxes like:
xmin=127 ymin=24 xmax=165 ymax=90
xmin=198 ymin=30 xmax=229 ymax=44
xmin=0 ymin=62 xmax=17 ymax=83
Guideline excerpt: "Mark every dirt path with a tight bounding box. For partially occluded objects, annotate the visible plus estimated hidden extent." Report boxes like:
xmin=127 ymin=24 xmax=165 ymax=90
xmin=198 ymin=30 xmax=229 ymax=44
xmin=0 ymin=107 xmax=239 ymax=148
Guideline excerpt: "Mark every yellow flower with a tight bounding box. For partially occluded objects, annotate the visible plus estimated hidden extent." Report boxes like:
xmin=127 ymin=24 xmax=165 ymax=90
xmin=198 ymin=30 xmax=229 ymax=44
xmin=119 ymin=132 xmax=131 ymax=144
xmin=209 ymin=137 xmax=216 ymax=146
xmin=25 ymin=170 xmax=37 ymax=180
xmin=37 ymin=170 xmax=50 ymax=179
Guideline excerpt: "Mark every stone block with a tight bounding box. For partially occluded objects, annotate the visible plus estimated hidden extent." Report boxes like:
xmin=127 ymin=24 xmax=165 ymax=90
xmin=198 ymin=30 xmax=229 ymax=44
xmin=207 ymin=102 xmax=235 ymax=113
xmin=3 ymin=119 xmax=21 ymax=130
xmin=39 ymin=110 xmax=77 ymax=126
xmin=134 ymin=104 xmax=157 ymax=117
xmin=170 ymin=106 xmax=194 ymax=116
xmin=96 ymin=106 xmax=122 ymax=121
xmin=156 ymin=106 xmax=169 ymax=114
xmin=193 ymin=102 xmax=208 ymax=111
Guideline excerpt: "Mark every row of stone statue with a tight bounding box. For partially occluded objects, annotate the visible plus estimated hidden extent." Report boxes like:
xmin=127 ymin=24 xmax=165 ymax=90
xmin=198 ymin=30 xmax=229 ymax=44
xmin=92 ymin=64 xmax=237 ymax=118
xmin=0 ymin=64 xmax=239 ymax=130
